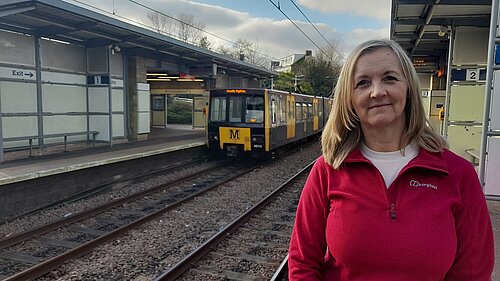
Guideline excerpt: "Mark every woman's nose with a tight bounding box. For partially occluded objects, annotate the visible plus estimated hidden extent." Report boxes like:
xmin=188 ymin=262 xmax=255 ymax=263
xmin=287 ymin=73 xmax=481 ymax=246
xmin=370 ymin=81 xmax=387 ymax=98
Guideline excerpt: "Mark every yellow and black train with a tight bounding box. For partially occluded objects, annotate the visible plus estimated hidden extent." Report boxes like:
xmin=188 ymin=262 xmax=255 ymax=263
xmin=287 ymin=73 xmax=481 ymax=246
xmin=207 ymin=88 xmax=332 ymax=157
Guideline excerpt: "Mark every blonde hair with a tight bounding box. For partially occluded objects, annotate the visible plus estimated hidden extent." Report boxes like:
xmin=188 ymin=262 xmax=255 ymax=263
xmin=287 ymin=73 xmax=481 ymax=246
xmin=321 ymin=39 xmax=447 ymax=169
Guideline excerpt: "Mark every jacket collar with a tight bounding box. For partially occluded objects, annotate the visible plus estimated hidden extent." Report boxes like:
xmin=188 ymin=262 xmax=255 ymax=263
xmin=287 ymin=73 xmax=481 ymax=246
xmin=344 ymin=146 xmax=449 ymax=175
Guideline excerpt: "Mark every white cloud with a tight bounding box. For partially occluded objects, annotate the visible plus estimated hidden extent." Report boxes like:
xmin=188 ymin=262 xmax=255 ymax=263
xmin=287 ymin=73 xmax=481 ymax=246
xmin=64 ymin=0 xmax=389 ymax=61
xmin=298 ymin=0 xmax=391 ymax=21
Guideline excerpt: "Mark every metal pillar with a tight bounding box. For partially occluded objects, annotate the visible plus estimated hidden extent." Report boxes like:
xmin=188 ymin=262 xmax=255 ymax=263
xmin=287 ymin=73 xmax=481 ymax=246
xmin=480 ymin=0 xmax=500 ymax=189
xmin=442 ymin=25 xmax=455 ymax=138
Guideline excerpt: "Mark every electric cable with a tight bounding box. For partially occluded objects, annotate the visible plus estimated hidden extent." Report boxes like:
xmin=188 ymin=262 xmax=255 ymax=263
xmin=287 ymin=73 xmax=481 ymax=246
xmin=128 ymin=0 xmax=278 ymax=61
xmin=288 ymin=0 xmax=344 ymax=60
xmin=65 ymin=0 xmax=278 ymax=61
xmin=268 ymin=0 xmax=326 ymax=56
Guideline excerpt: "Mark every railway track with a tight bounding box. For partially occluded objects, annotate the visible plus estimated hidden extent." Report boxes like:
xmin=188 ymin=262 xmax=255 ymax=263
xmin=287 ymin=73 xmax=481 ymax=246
xmin=0 ymin=161 xmax=258 ymax=281
xmin=154 ymin=160 xmax=314 ymax=281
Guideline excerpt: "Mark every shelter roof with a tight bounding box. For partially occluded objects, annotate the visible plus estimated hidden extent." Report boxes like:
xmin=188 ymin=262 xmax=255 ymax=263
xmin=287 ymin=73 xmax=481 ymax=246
xmin=391 ymin=0 xmax=492 ymax=72
xmin=0 ymin=0 xmax=276 ymax=78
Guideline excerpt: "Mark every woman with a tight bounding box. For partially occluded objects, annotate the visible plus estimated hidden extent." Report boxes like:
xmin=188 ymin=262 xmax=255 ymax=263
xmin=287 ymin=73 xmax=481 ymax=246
xmin=288 ymin=39 xmax=494 ymax=280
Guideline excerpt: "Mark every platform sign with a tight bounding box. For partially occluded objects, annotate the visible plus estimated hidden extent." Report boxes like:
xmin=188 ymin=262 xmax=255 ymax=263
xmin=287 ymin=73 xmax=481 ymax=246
xmin=0 ymin=66 xmax=36 ymax=81
xmin=466 ymin=69 xmax=479 ymax=81
xmin=111 ymin=78 xmax=123 ymax=88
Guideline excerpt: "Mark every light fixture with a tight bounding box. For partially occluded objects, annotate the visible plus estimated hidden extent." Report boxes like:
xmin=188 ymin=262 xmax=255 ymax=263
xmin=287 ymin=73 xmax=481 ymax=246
xmin=438 ymin=25 xmax=448 ymax=37
xmin=110 ymin=43 xmax=121 ymax=54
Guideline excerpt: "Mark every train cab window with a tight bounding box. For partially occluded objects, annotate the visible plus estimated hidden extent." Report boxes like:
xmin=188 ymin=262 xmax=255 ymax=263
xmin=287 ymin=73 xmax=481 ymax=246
xmin=318 ymin=99 xmax=323 ymax=117
xmin=245 ymin=97 xmax=264 ymax=123
xmin=229 ymin=96 xmax=243 ymax=122
xmin=210 ymin=97 xmax=226 ymax=122
xmin=271 ymin=99 xmax=277 ymax=125
xmin=308 ymin=103 xmax=313 ymax=120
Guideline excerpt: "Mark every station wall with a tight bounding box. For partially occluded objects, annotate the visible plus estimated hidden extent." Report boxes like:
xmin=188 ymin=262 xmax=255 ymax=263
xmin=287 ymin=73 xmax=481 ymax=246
xmin=0 ymin=30 xmax=129 ymax=151
xmin=446 ymin=26 xmax=489 ymax=159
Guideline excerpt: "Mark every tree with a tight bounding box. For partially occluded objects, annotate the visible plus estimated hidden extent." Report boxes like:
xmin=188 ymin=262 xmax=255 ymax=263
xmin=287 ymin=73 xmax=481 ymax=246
xmin=176 ymin=13 xmax=205 ymax=44
xmin=295 ymin=44 xmax=343 ymax=96
xmin=216 ymin=45 xmax=232 ymax=56
xmin=198 ymin=36 xmax=211 ymax=50
xmin=274 ymin=72 xmax=296 ymax=92
xmin=144 ymin=11 xmax=173 ymax=35
xmin=214 ymin=39 xmax=271 ymax=69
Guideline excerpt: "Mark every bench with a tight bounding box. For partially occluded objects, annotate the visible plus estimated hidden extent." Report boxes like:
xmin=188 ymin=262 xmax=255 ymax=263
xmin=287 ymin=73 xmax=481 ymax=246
xmin=465 ymin=148 xmax=480 ymax=167
xmin=3 ymin=131 xmax=99 ymax=156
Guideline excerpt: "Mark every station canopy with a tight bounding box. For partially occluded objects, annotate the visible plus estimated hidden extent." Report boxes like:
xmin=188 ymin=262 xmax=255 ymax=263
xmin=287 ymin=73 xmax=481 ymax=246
xmin=391 ymin=0 xmax=492 ymax=72
xmin=0 ymin=0 xmax=276 ymax=78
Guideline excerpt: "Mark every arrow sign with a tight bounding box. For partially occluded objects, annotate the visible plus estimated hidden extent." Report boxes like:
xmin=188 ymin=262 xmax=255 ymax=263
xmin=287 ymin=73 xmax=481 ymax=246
xmin=0 ymin=66 xmax=36 ymax=81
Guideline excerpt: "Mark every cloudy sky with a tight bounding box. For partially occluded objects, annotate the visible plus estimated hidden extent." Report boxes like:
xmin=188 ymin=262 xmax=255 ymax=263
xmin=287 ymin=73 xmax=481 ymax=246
xmin=64 ymin=0 xmax=391 ymax=60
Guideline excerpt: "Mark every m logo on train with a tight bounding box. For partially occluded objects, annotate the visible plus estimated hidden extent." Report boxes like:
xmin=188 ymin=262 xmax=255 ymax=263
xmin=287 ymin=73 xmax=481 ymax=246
xmin=229 ymin=130 xmax=240 ymax=140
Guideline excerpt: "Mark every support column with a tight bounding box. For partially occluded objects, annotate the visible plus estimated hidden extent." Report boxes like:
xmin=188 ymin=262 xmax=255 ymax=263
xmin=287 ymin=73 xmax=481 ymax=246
xmin=127 ymin=56 xmax=149 ymax=141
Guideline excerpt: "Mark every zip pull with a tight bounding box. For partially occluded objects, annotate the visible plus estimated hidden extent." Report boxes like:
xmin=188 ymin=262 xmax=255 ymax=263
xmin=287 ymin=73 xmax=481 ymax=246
xmin=390 ymin=203 xmax=396 ymax=221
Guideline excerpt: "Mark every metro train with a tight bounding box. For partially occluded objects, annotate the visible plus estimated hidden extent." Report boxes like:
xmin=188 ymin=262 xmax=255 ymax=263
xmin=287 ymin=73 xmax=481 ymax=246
xmin=206 ymin=88 xmax=332 ymax=157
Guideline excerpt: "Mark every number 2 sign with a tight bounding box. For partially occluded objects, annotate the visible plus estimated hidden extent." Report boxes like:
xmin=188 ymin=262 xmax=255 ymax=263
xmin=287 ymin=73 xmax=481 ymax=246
xmin=466 ymin=69 xmax=479 ymax=81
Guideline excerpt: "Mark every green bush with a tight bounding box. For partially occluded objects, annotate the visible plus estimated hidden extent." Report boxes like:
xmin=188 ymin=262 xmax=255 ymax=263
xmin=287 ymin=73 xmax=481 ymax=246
xmin=167 ymin=101 xmax=192 ymax=124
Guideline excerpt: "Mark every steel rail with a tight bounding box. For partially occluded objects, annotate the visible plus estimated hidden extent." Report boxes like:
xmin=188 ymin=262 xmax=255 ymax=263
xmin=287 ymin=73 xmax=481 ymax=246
xmin=3 ymin=163 xmax=257 ymax=281
xmin=153 ymin=160 xmax=315 ymax=281
xmin=270 ymin=254 xmax=289 ymax=281
xmin=0 ymin=162 xmax=224 ymax=249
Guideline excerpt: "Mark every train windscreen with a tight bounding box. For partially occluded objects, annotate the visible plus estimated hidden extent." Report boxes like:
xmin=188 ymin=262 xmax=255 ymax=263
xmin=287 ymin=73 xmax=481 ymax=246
xmin=245 ymin=97 xmax=264 ymax=123
xmin=209 ymin=95 xmax=264 ymax=124
xmin=210 ymin=97 xmax=226 ymax=122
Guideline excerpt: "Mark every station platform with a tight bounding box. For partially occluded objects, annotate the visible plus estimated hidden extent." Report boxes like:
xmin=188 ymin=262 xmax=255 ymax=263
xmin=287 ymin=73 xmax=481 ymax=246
xmin=0 ymin=124 xmax=206 ymax=186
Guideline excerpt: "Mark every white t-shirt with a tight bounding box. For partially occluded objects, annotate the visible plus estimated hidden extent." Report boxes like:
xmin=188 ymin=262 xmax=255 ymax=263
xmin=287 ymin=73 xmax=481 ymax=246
xmin=360 ymin=142 xmax=419 ymax=188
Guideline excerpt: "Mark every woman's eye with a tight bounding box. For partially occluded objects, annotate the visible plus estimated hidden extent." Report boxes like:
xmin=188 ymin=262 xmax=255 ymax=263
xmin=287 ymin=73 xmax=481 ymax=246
xmin=355 ymin=80 xmax=369 ymax=88
xmin=384 ymin=75 xmax=398 ymax=81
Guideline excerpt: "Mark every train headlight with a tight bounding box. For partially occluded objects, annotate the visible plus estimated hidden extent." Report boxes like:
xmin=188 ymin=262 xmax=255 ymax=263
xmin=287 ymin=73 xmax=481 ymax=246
xmin=251 ymin=136 xmax=263 ymax=143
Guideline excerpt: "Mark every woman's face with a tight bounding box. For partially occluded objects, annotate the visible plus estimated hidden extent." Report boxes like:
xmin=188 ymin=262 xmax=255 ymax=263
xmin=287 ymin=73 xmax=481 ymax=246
xmin=351 ymin=48 xmax=408 ymax=132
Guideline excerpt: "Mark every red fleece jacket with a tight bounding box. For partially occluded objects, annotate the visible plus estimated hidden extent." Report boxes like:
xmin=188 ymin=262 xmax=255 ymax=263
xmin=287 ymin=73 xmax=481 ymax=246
xmin=288 ymin=148 xmax=494 ymax=280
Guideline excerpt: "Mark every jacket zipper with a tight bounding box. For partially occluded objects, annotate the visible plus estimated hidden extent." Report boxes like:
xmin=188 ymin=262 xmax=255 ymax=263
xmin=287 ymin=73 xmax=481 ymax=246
xmin=390 ymin=203 xmax=396 ymax=221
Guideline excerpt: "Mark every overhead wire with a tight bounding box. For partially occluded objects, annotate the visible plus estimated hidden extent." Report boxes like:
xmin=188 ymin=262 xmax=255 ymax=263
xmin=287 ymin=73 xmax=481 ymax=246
xmin=65 ymin=0 xmax=278 ymax=61
xmin=288 ymin=0 xmax=344 ymax=61
xmin=127 ymin=0 xmax=278 ymax=61
xmin=268 ymin=0 xmax=327 ymax=57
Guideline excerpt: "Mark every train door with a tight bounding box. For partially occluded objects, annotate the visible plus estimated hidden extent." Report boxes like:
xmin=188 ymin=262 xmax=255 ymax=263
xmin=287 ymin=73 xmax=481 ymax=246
xmin=313 ymin=98 xmax=319 ymax=131
xmin=286 ymin=94 xmax=295 ymax=138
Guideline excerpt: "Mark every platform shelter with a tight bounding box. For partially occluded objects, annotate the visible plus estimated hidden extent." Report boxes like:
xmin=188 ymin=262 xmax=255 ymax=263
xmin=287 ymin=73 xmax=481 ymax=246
xmin=391 ymin=0 xmax=500 ymax=197
xmin=0 ymin=0 xmax=275 ymax=161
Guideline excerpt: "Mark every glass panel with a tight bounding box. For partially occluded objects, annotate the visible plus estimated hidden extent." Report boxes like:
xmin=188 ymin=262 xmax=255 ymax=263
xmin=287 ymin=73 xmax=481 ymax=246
xmin=296 ymin=102 xmax=302 ymax=121
xmin=280 ymin=97 xmax=286 ymax=122
xmin=245 ymin=97 xmax=264 ymax=123
xmin=210 ymin=97 xmax=226 ymax=122
xmin=271 ymin=99 xmax=276 ymax=124
xmin=229 ymin=96 xmax=243 ymax=122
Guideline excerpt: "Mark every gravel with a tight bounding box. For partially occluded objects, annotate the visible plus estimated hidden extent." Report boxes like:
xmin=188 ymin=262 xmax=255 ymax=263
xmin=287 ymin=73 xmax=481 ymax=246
xmin=4 ymin=140 xmax=322 ymax=281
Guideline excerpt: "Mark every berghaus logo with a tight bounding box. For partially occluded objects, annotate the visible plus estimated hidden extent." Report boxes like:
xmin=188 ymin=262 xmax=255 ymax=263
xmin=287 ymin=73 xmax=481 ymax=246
xmin=410 ymin=180 xmax=437 ymax=189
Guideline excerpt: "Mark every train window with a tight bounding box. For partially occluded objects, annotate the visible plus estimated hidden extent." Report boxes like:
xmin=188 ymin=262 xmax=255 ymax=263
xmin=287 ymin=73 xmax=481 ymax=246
xmin=245 ymin=97 xmax=264 ymax=123
xmin=271 ymin=99 xmax=276 ymax=125
xmin=296 ymin=102 xmax=302 ymax=122
xmin=210 ymin=97 xmax=226 ymax=122
xmin=229 ymin=96 xmax=243 ymax=122
xmin=280 ymin=96 xmax=286 ymax=123
xmin=319 ymin=99 xmax=323 ymax=117
xmin=308 ymin=103 xmax=313 ymax=119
